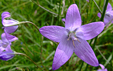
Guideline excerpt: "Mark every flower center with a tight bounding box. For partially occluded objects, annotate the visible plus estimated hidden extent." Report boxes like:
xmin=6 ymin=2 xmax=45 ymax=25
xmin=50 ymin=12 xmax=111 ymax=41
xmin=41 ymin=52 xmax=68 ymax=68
xmin=0 ymin=41 xmax=9 ymax=48
xmin=2 ymin=42 xmax=8 ymax=48
xmin=105 ymin=11 xmax=113 ymax=17
xmin=67 ymin=29 xmax=80 ymax=47
xmin=67 ymin=32 xmax=77 ymax=41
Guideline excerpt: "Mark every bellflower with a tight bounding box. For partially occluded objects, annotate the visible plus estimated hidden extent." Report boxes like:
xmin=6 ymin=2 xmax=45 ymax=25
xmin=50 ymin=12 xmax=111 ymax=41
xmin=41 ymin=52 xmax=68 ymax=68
xmin=98 ymin=3 xmax=113 ymax=25
xmin=0 ymin=33 xmax=15 ymax=61
xmin=2 ymin=12 xmax=19 ymax=34
xmin=1 ymin=12 xmax=18 ymax=40
xmin=40 ymin=4 xmax=104 ymax=70
xmin=97 ymin=64 xmax=107 ymax=71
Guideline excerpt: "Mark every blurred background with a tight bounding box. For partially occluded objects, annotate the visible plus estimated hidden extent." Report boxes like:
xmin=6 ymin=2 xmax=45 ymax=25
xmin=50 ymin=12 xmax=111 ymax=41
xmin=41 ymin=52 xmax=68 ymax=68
xmin=0 ymin=0 xmax=113 ymax=71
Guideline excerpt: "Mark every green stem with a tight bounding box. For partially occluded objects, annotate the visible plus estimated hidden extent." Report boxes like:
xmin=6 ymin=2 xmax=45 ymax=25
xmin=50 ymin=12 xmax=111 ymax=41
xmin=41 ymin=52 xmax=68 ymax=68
xmin=93 ymin=0 xmax=102 ymax=13
xmin=14 ymin=52 xmax=43 ymax=71
xmin=84 ymin=64 xmax=88 ymax=71
xmin=32 ymin=0 xmax=58 ymax=16
xmin=92 ymin=0 xmax=109 ymax=51
xmin=79 ymin=0 xmax=81 ymax=13
xmin=40 ymin=36 xmax=47 ymax=71
xmin=58 ymin=0 xmax=62 ymax=24
xmin=79 ymin=61 xmax=84 ymax=71
xmin=19 ymin=21 xmax=39 ymax=31
xmin=91 ymin=0 xmax=109 ymax=70
xmin=100 ymin=0 xmax=109 ymax=21
xmin=5 ymin=21 xmax=39 ymax=31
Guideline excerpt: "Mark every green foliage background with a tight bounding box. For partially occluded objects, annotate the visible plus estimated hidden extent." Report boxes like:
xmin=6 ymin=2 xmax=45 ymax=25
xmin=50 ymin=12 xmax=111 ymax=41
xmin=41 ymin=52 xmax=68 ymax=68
xmin=0 ymin=0 xmax=113 ymax=71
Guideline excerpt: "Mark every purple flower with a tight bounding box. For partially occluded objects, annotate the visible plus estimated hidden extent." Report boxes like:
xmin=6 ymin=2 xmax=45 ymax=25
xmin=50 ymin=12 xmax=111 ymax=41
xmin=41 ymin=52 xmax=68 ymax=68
xmin=1 ymin=12 xmax=18 ymax=41
xmin=98 ymin=3 xmax=113 ymax=25
xmin=0 ymin=33 xmax=15 ymax=61
xmin=1 ymin=12 xmax=19 ymax=34
xmin=39 ymin=4 xmax=104 ymax=70
xmin=97 ymin=64 xmax=107 ymax=71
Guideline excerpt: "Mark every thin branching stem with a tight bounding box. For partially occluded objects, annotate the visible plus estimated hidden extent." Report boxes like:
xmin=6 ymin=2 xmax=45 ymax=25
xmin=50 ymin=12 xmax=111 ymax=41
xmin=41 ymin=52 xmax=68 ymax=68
xmin=91 ymin=0 xmax=109 ymax=70
xmin=93 ymin=0 xmax=102 ymax=13
xmin=5 ymin=21 xmax=39 ymax=31
xmin=32 ymin=0 xmax=58 ymax=16
xmin=79 ymin=61 xmax=83 ymax=71
xmin=19 ymin=21 xmax=39 ymax=31
xmin=14 ymin=52 xmax=43 ymax=70
xmin=40 ymin=36 xmax=48 ymax=71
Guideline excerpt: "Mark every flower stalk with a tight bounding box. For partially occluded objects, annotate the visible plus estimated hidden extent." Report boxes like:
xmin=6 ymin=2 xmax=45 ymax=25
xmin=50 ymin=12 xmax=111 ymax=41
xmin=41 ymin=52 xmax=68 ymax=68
xmin=4 ymin=21 xmax=39 ymax=31
xmin=14 ymin=52 xmax=44 ymax=71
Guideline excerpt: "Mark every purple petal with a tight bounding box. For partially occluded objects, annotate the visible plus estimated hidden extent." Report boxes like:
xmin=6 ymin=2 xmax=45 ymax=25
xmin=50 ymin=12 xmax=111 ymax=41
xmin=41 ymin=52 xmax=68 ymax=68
xmin=1 ymin=12 xmax=11 ymax=19
xmin=73 ymin=38 xmax=99 ymax=66
xmin=97 ymin=69 xmax=103 ymax=71
xmin=104 ymin=69 xmax=107 ymax=71
xmin=2 ymin=19 xmax=19 ymax=27
xmin=97 ymin=64 xmax=107 ymax=71
xmin=5 ymin=32 xmax=18 ymax=42
xmin=104 ymin=11 xmax=113 ymax=25
xmin=106 ymin=3 xmax=112 ymax=11
xmin=62 ymin=18 xmax=65 ymax=22
xmin=0 ymin=44 xmax=5 ymax=52
xmin=104 ymin=16 xmax=110 ymax=25
xmin=0 ymin=41 xmax=14 ymax=61
xmin=97 ymin=69 xmax=107 ymax=71
xmin=4 ymin=26 xmax=18 ymax=34
xmin=0 ymin=50 xmax=14 ymax=61
xmin=65 ymin=4 xmax=81 ymax=31
xmin=99 ymin=64 xmax=105 ymax=69
xmin=76 ymin=22 xmax=104 ymax=40
xmin=1 ymin=33 xmax=9 ymax=43
xmin=39 ymin=26 xmax=67 ymax=42
xmin=97 ymin=13 xmax=101 ymax=18
xmin=1 ymin=33 xmax=18 ymax=42
xmin=52 ymin=39 xmax=73 ymax=70
xmin=1 ymin=12 xmax=18 ymax=33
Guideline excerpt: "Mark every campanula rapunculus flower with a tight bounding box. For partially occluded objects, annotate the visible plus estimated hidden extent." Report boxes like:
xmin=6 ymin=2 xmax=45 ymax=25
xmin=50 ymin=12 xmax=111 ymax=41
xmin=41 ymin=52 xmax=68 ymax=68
xmin=1 ymin=12 xmax=18 ymax=41
xmin=0 ymin=33 xmax=15 ymax=61
xmin=2 ymin=12 xmax=19 ymax=34
xmin=97 ymin=64 xmax=107 ymax=71
xmin=39 ymin=4 xmax=104 ymax=70
xmin=98 ymin=3 xmax=113 ymax=25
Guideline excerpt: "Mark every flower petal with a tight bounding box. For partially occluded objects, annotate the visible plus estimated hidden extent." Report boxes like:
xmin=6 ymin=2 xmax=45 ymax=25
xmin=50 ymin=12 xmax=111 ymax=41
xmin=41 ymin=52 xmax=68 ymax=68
xmin=106 ymin=3 xmax=112 ymax=11
xmin=99 ymin=64 xmax=105 ymax=69
xmin=4 ymin=25 xmax=18 ymax=34
xmin=97 ymin=64 xmax=107 ymax=71
xmin=0 ymin=50 xmax=14 ymax=61
xmin=62 ymin=18 xmax=65 ymax=22
xmin=1 ymin=12 xmax=19 ymax=31
xmin=52 ymin=39 xmax=73 ymax=70
xmin=1 ymin=12 xmax=11 ymax=19
xmin=104 ymin=11 xmax=113 ymax=25
xmin=65 ymin=4 xmax=81 ymax=31
xmin=39 ymin=26 xmax=67 ymax=42
xmin=76 ymin=22 xmax=104 ymax=40
xmin=1 ymin=33 xmax=9 ymax=43
xmin=97 ymin=13 xmax=101 ymax=18
xmin=0 ymin=42 xmax=14 ymax=61
xmin=5 ymin=32 xmax=18 ymax=42
xmin=1 ymin=33 xmax=18 ymax=42
xmin=73 ymin=38 xmax=99 ymax=66
xmin=2 ymin=19 xmax=19 ymax=27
